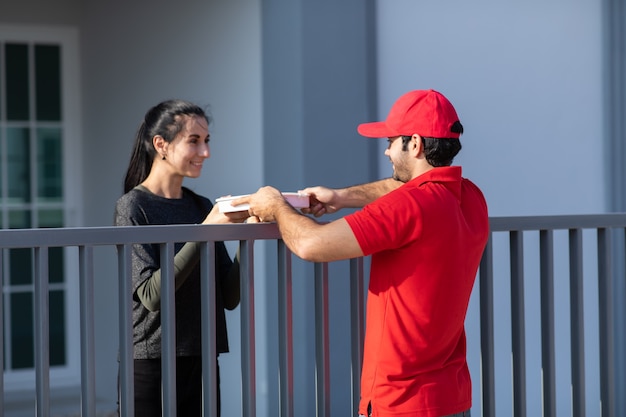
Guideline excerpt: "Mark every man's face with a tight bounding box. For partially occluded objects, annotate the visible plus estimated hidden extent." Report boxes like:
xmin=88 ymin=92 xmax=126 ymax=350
xmin=384 ymin=136 xmax=411 ymax=183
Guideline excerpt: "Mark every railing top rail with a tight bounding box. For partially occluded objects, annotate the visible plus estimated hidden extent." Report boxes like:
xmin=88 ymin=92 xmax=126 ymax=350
xmin=0 ymin=223 xmax=282 ymax=249
xmin=1 ymin=213 xmax=626 ymax=249
xmin=488 ymin=213 xmax=626 ymax=232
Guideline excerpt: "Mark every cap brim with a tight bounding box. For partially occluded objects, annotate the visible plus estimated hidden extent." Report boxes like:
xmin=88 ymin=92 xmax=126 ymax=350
xmin=357 ymin=121 xmax=399 ymax=138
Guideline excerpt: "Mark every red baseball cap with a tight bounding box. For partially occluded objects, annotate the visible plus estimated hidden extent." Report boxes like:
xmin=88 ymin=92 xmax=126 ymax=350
xmin=357 ymin=89 xmax=462 ymax=139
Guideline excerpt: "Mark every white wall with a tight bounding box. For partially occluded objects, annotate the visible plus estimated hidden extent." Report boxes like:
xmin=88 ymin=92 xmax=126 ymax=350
xmin=376 ymin=0 xmax=605 ymax=217
xmin=376 ymin=2 xmax=604 ymax=416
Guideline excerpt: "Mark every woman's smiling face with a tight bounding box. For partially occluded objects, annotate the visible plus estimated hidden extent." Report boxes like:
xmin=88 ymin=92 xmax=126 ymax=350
xmin=164 ymin=114 xmax=211 ymax=178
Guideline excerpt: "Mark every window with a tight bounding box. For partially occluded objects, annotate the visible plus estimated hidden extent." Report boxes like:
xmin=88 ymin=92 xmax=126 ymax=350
xmin=1 ymin=25 xmax=81 ymax=390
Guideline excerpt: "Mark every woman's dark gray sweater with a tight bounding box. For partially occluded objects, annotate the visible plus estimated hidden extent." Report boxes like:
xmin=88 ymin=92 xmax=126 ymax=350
xmin=114 ymin=186 xmax=238 ymax=359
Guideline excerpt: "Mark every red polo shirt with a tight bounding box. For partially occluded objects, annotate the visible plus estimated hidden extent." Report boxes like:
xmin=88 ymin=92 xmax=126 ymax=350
xmin=345 ymin=166 xmax=489 ymax=417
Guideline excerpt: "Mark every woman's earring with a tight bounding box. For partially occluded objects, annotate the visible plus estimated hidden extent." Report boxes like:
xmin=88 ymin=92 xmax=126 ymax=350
xmin=162 ymin=155 xmax=166 ymax=160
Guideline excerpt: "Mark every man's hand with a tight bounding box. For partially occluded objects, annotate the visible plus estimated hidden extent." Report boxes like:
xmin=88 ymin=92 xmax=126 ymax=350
xmin=299 ymin=186 xmax=340 ymax=217
xmin=230 ymin=186 xmax=364 ymax=263
xmin=231 ymin=186 xmax=287 ymax=222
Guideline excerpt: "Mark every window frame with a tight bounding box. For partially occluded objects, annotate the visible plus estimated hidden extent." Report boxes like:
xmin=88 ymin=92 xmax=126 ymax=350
xmin=0 ymin=24 xmax=82 ymax=392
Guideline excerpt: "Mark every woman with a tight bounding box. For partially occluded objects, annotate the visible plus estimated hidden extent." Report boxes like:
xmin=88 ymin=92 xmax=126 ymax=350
xmin=114 ymin=99 xmax=248 ymax=416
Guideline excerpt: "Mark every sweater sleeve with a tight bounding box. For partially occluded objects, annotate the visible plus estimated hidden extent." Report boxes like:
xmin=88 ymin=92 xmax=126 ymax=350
xmin=134 ymin=241 xmax=242 ymax=312
xmin=134 ymin=241 xmax=200 ymax=311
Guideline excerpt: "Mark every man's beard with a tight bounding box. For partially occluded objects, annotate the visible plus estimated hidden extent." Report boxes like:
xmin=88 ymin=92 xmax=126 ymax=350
xmin=391 ymin=165 xmax=409 ymax=183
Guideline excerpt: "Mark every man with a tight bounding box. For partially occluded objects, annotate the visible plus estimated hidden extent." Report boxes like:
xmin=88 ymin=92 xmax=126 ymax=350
xmin=235 ymin=89 xmax=489 ymax=417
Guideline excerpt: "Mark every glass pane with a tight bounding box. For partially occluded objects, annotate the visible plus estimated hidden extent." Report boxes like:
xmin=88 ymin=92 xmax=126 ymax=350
xmin=9 ymin=209 xmax=31 ymax=228
xmin=37 ymin=128 xmax=63 ymax=201
xmin=49 ymin=290 xmax=66 ymax=366
xmin=5 ymin=43 xmax=30 ymax=121
xmin=7 ymin=127 xmax=31 ymax=203
xmin=35 ymin=45 xmax=61 ymax=121
xmin=10 ymin=248 xmax=32 ymax=285
xmin=48 ymin=246 xmax=64 ymax=284
xmin=38 ymin=209 xmax=63 ymax=228
xmin=10 ymin=292 xmax=34 ymax=369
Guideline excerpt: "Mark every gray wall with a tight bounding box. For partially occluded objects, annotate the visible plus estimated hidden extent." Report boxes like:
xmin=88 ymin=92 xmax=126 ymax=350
xmin=260 ymin=1 xmax=377 ymax=415
xmin=80 ymin=1 xmax=264 ymax=414
xmin=0 ymin=0 xmax=81 ymax=25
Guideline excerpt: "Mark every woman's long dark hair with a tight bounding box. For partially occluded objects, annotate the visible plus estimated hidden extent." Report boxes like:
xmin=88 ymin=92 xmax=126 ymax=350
xmin=123 ymin=99 xmax=210 ymax=193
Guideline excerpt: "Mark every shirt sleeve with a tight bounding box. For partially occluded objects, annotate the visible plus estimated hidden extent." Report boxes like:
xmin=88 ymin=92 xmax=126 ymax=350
xmin=345 ymin=188 xmax=424 ymax=256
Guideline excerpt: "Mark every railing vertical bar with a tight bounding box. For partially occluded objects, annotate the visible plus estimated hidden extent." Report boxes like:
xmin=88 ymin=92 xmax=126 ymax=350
xmin=277 ymin=240 xmax=294 ymax=417
xmin=568 ymin=228 xmax=586 ymax=417
xmin=539 ymin=230 xmax=556 ymax=417
xmin=597 ymin=228 xmax=616 ymax=417
xmin=612 ymin=228 xmax=626 ymax=416
xmin=240 ymin=240 xmax=256 ymax=417
xmin=34 ymin=246 xmax=50 ymax=417
xmin=78 ymin=245 xmax=97 ymax=416
xmin=480 ymin=235 xmax=496 ymax=417
xmin=349 ymin=257 xmax=365 ymax=416
xmin=314 ymin=262 xmax=330 ymax=417
xmin=0 ymin=249 xmax=4 ymax=411
xmin=200 ymin=241 xmax=218 ymax=417
xmin=510 ymin=231 xmax=526 ymax=417
xmin=160 ymin=242 xmax=177 ymax=417
xmin=117 ymin=244 xmax=135 ymax=417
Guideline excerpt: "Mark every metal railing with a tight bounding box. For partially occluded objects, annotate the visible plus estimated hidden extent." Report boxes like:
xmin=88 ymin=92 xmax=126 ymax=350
xmin=480 ymin=214 xmax=626 ymax=417
xmin=0 ymin=214 xmax=625 ymax=417
xmin=0 ymin=223 xmax=366 ymax=417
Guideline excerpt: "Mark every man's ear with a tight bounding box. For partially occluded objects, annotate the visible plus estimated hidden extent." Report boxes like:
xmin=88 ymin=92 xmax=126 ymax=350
xmin=411 ymin=134 xmax=423 ymax=157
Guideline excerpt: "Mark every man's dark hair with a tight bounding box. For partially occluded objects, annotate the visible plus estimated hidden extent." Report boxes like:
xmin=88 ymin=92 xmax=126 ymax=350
xmin=401 ymin=136 xmax=462 ymax=167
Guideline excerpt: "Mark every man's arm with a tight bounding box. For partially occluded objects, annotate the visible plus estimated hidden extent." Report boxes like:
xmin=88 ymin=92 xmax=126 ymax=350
xmin=233 ymin=187 xmax=364 ymax=263
xmin=274 ymin=205 xmax=363 ymax=263
xmin=302 ymin=177 xmax=401 ymax=217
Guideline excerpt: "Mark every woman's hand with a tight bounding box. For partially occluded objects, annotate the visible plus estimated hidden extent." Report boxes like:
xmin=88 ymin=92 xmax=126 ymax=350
xmin=202 ymin=203 xmax=251 ymax=224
